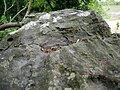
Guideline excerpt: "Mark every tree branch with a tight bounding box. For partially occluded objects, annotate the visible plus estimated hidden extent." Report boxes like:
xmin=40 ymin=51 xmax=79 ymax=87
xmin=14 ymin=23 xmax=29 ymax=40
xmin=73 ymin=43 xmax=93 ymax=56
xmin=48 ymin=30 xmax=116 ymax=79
xmin=0 ymin=22 xmax=23 ymax=31
xmin=0 ymin=0 xmax=34 ymax=31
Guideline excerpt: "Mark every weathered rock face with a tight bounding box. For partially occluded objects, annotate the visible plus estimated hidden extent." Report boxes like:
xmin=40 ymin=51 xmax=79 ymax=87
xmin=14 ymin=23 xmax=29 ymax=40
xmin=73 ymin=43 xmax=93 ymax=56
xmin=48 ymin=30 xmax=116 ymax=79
xmin=0 ymin=9 xmax=120 ymax=90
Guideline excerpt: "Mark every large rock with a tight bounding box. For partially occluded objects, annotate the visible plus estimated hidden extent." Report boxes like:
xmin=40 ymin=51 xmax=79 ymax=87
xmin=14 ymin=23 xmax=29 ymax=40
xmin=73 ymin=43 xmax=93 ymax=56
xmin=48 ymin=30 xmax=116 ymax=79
xmin=0 ymin=9 xmax=120 ymax=90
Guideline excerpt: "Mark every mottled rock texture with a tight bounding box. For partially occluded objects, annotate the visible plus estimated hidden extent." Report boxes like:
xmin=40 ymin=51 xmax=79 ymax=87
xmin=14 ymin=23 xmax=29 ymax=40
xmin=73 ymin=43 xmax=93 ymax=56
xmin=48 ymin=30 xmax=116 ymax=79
xmin=0 ymin=9 xmax=120 ymax=90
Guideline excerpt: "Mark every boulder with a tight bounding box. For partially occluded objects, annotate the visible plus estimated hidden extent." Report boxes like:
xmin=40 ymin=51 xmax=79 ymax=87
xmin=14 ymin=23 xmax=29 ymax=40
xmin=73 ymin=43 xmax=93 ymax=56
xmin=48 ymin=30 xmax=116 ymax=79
xmin=0 ymin=9 xmax=120 ymax=90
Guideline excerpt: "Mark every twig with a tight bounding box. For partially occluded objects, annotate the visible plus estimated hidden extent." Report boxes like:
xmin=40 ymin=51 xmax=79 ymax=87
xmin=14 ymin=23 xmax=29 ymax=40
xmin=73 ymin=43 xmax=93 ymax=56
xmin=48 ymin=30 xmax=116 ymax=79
xmin=3 ymin=0 xmax=7 ymax=16
xmin=10 ymin=5 xmax=27 ymax=22
xmin=3 ymin=0 xmax=15 ymax=23
xmin=46 ymin=0 xmax=54 ymax=10
xmin=23 ymin=0 xmax=33 ymax=19
xmin=6 ymin=1 xmax=15 ymax=11
xmin=3 ymin=0 xmax=7 ymax=23
xmin=15 ymin=0 xmax=21 ymax=21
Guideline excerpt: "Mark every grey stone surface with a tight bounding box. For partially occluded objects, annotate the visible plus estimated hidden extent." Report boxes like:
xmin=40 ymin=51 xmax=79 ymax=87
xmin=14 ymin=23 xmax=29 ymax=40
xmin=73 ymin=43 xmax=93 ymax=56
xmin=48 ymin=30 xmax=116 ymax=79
xmin=0 ymin=9 xmax=120 ymax=90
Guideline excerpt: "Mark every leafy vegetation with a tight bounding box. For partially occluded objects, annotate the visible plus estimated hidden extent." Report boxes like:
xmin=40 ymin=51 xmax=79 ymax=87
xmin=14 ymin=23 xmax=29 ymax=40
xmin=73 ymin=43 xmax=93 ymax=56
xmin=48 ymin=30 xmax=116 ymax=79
xmin=0 ymin=28 xmax=16 ymax=41
xmin=88 ymin=0 xmax=104 ymax=15
xmin=0 ymin=16 xmax=6 ymax=25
